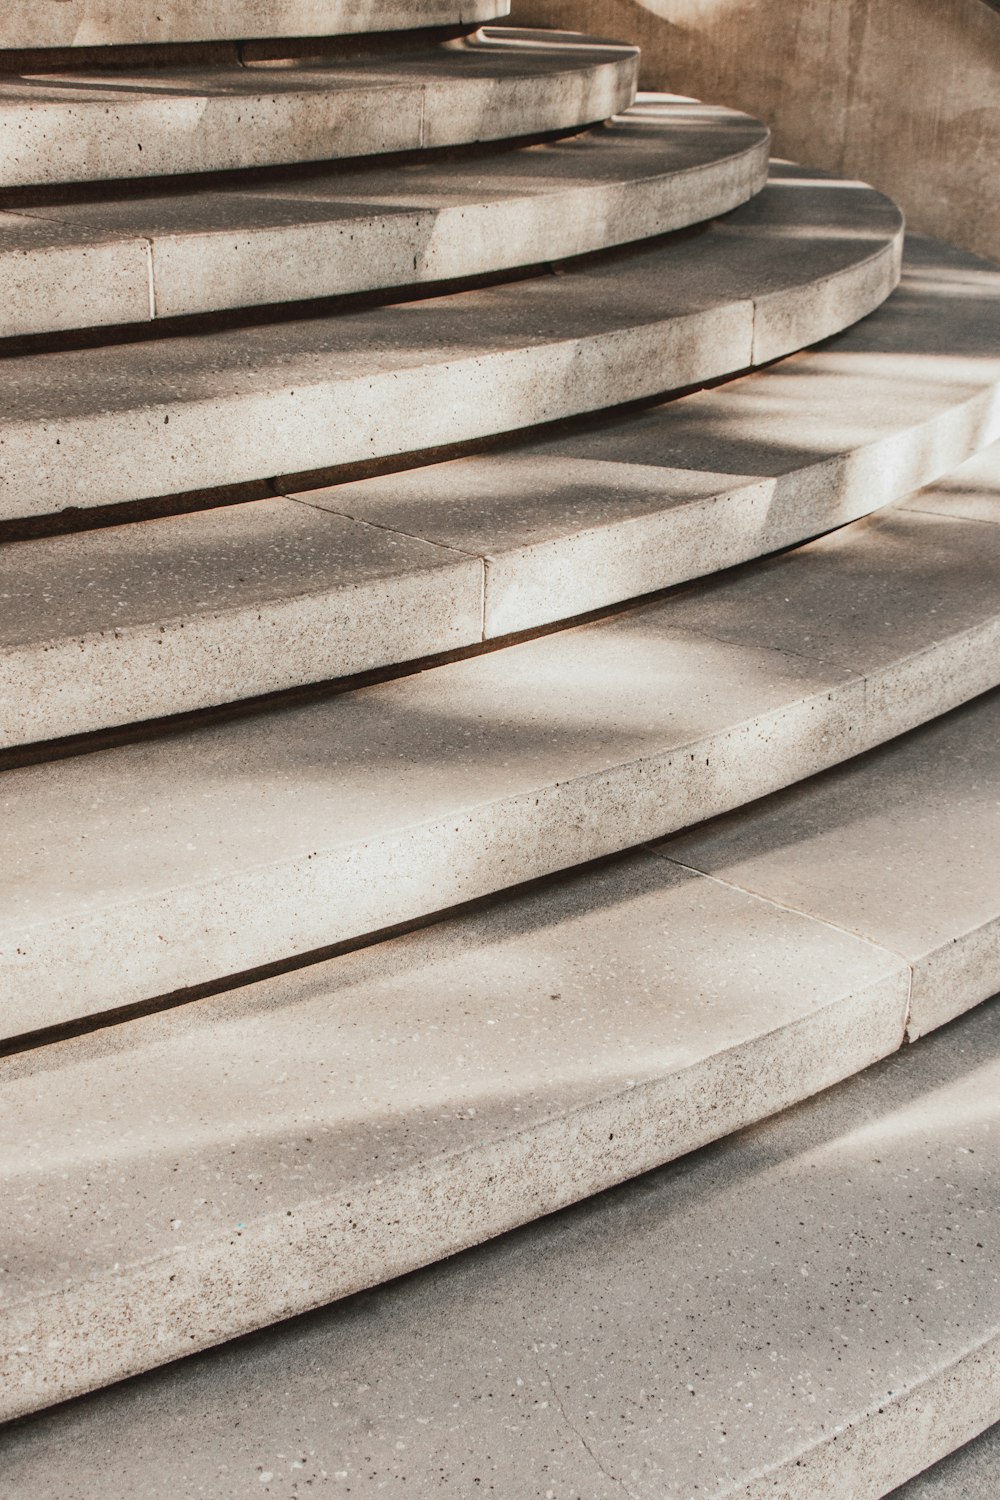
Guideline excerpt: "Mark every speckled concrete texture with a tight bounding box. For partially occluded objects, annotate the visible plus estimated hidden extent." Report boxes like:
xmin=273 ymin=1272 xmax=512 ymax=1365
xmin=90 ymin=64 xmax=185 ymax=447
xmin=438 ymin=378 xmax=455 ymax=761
xmin=661 ymin=689 xmax=1000 ymax=1041
xmin=0 ymin=165 xmax=902 ymax=521
xmin=3 ymin=996 xmax=997 ymax=1496
xmin=0 ymin=0 xmax=510 ymax=48
xmin=3 ymin=499 xmax=1000 ymax=1035
xmin=0 ymin=99 xmax=769 ymax=333
xmin=0 ymin=496 xmax=482 ymax=745
xmin=0 ymin=29 xmax=638 ymax=187
xmin=889 ymin=1420 xmax=1000 ymax=1497
xmin=0 ymin=850 xmax=909 ymax=1418
xmin=2 ymin=240 xmax=994 ymax=748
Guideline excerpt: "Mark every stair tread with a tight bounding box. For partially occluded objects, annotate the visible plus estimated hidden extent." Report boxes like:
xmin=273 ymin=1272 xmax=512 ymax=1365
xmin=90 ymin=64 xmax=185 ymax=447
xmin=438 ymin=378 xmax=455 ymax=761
xmin=4 ymin=480 xmax=1000 ymax=1036
xmin=2 ymin=236 xmax=995 ymax=748
xmin=0 ymin=0 xmax=510 ymax=49
xmin=662 ymin=687 xmax=1000 ymax=1040
xmin=2 ymin=835 xmax=997 ymax=1453
xmin=0 ymin=28 xmax=638 ymax=186
xmin=0 ymin=163 xmax=903 ymax=521
xmin=0 ymin=97 xmax=770 ymax=334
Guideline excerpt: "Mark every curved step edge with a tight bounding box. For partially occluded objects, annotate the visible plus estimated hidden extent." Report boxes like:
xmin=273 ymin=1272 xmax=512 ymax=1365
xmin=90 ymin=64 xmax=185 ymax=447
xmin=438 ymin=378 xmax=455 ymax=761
xmin=2 ymin=238 xmax=996 ymax=750
xmin=0 ymin=165 xmax=903 ymax=522
xmin=3 ymin=492 xmax=1000 ymax=1033
xmin=0 ymin=98 xmax=770 ymax=336
xmin=2 ymin=689 xmax=1000 ymax=1418
xmin=0 ymin=29 xmax=639 ymax=187
xmin=0 ymin=0 xmax=511 ymax=50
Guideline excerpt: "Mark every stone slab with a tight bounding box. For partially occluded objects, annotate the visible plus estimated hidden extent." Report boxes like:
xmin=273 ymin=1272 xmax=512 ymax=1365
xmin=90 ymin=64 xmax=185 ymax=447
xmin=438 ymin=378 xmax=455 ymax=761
xmin=0 ymin=849 xmax=910 ymax=1418
xmin=321 ymin=237 xmax=1000 ymax=638
xmin=2 ymin=991 xmax=997 ymax=1495
xmin=889 ymin=1421 xmax=1000 ymax=1497
xmin=901 ymin=440 xmax=1000 ymax=527
xmin=2 ymin=97 xmax=770 ymax=331
xmin=0 ymin=237 xmax=991 ymax=748
xmin=0 ymin=497 xmax=483 ymax=744
xmin=660 ymin=690 xmax=1000 ymax=1041
xmin=0 ymin=0 xmax=510 ymax=49
xmin=0 ymin=29 xmax=638 ymax=187
xmin=0 ymin=165 xmax=902 ymax=521
xmin=3 ymin=501 xmax=999 ymax=1036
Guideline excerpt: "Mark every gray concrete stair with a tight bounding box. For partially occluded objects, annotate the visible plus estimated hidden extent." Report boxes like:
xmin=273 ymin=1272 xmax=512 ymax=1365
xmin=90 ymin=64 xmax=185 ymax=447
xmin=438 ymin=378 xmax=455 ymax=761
xmin=2 ymin=238 xmax=995 ymax=748
xmin=2 ymin=831 xmax=997 ymax=1462
xmin=0 ymin=28 xmax=639 ymax=186
xmin=5 ymin=486 xmax=1000 ymax=1039
xmin=0 ymin=0 xmax=511 ymax=50
xmin=3 ymin=6 xmax=998 ymax=1481
xmin=0 ymin=164 xmax=902 ymax=523
xmin=0 ymin=97 xmax=769 ymax=335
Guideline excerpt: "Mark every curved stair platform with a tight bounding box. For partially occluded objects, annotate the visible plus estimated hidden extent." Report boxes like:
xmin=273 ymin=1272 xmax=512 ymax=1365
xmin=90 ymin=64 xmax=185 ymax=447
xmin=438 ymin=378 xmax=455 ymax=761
xmin=4 ymin=488 xmax=1000 ymax=1037
xmin=0 ymin=0 xmax=511 ymax=51
xmin=0 ymin=29 xmax=639 ymax=187
xmin=2 ymin=238 xmax=995 ymax=748
xmin=2 ymin=687 xmax=998 ymax=1417
xmin=0 ymin=98 xmax=770 ymax=335
xmin=0 ymin=164 xmax=903 ymax=522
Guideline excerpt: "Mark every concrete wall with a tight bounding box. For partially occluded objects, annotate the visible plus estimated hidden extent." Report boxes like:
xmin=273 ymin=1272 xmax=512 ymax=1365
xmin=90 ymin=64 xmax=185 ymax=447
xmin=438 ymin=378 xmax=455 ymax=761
xmin=511 ymin=0 xmax=1000 ymax=261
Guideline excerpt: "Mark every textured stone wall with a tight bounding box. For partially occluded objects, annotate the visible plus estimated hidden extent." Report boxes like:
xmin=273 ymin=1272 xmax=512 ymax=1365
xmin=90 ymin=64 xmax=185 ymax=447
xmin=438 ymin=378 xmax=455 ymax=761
xmin=511 ymin=0 xmax=1000 ymax=261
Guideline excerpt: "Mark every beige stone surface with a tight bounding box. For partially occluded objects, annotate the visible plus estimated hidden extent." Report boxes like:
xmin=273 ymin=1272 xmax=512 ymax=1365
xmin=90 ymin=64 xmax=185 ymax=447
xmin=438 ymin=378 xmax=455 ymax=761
xmin=0 ymin=850 xmax=909 ymax=1418
xmin=0 ymin=29 xmax=638 ymax=187
xmin=3 ymin=500 xmax=999 ymax=1036
xmin=901 ymin=441 xmax=1000 ymax=528
xmin=3 ymin=996 xmax=997 ymax=1495
xmin=1 ymin=240 xmax=995 ymax=748
xmin=0 ymin=0 xmax=510 ymax=49
xmin=2 ymin=97 xmax=769 ymax=332
xmin=0 ymin=166 xmax=902 ymax=521
xmin=512 ymin=0 xmax=1000 ymax=265
xmin=890 ymin=1422 xmax=1000 ymax=1498
xmin=661 ymin=691 xmax=1000 ymax=1042
xmin=0 ymin=498 xmax=483 ymax=745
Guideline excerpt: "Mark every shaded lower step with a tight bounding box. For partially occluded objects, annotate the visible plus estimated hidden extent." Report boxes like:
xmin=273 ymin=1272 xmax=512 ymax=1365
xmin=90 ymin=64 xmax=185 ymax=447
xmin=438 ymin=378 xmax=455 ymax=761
xmin=0 ymin=0 xmax=509 ymax=49
xmin=890 ymin=1422 xmax=1000 ymax=1497
xmin=4 ymin=494 xmax=1000 ymax=1035
xmin=2 ymin=237 xmax=996 ymax=748
xmin=0 ymin=98 xmax=769 ymax=335
xmin=0 ymin=164 xmax=902 ymax=521
xmin=0 ymin=28 xmax=638 ymax=188
xmin=2 ymin=904 xmax=997 ymax=1471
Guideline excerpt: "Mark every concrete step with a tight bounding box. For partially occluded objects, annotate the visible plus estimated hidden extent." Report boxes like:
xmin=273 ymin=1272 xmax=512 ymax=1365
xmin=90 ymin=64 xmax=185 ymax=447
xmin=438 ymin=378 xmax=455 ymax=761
xmin=0 ymin=164 xmax=902 ymax=523
xmin=4 ymin=491 xmax=1000 ymax=1039
xmin=0 ymin=28 xmax=638 ymax=187
xmin=0 ymin=97 xmax=770 ymax=335
xmin=0 ymin=0 xmax=511 ymax=50
xmin=2 ymin=238 xmax=995 ymax=748
xmin=2 ymin=791 xmax=997 ymax=1446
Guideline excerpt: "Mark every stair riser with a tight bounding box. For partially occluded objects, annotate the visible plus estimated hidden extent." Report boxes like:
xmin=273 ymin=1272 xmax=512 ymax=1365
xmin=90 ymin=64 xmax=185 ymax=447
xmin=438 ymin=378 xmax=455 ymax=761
xmin=0 ymin=967 xmax=907 ymax=1420
xmin=0 ymin=110 xmax=770 ymax=335
xmin=7 ymin=610 xmax=999 ymax=1037
xmin=0 ymin=1 xmax=510 ymax=50
xmin=0 ymin=38 xmax=638 ymax=187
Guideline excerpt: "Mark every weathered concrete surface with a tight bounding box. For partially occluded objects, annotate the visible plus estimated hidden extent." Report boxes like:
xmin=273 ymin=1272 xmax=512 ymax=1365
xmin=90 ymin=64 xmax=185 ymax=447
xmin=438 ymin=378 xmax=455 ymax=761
xmin=3 ymin=500 xmax=1000 ymax=1036
xmin=0 ymin=98 xmax=770 ymax=333
xmin=2 ymin=243 xmax=998 ymax=748
xmin=2 ymin=995 xmax=997 ymax=1496
xmin=0 ymin=0 xmax=510 ymax=48
xmin=511 ymin=0 xmax=1000 ymax=263
xmin=0 ymin=850 xmax=910 ymax=1418
xmin=0 ymin=166 xmax=903 ymax=521
xmin=890 ymin=1421 xmax=1000 ymax=1498
xmin=0 ymin=29 xmax=638 ymax=186
xmin=661 ymin=688 xmax=1000 ymax=1041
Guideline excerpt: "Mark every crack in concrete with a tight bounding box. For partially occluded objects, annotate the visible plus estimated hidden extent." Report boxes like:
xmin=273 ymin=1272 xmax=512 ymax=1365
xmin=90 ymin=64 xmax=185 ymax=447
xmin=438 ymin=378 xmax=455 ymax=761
xmin=540 ymin=1360 xmax=640 ymax=1499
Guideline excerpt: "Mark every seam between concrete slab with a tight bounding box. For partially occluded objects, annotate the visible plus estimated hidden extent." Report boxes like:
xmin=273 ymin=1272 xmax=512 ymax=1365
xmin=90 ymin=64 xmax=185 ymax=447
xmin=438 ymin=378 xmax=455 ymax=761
xmin=647 ymin=847 xmax=916 ymax=1030
xmin=902 ymin=503 xmax=1000 ymax=527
